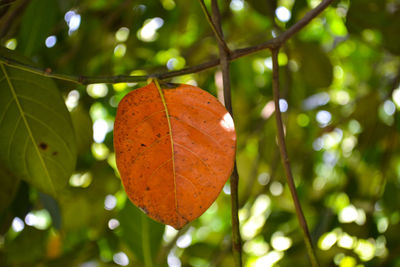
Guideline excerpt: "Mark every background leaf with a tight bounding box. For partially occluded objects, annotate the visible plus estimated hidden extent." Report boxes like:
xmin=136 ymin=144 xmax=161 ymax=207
xmin=0 ymin=163 xmax=19 ymax=213
xmin=3 ymin=226 xmax=49 ymax=264
xmin=70 ymin=104 xmax=93 ymax=154
xmin=118 ymin=200 xmax=165 ymax=265
xmin=0 ymin=47 xmax=77 ymax=197
xmin=294 ymin=41 xmax=333 ymax=89
xmin=17 ymin=0 xmax=59 ymax=56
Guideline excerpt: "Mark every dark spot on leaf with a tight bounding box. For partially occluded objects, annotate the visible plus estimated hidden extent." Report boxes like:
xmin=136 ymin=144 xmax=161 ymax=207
xmin=207 ymin=101 xmax=210 ymax=104
xmin=141 ymin=143 xmax=146 ymax=147
xmin=146 ymin=186 xmax=150 ymax=191
xmin=39 ymin=143 xmax=48 ymax=150
xmin=52 ymin=151 xmax=58 ymax=156
xmin=156 ymin=133 xmax=161 ymax=138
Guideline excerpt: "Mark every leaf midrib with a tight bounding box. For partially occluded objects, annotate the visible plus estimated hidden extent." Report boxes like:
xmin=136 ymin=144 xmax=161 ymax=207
xmin=154 ymin=80 xmax=178 ymax=214
xmin=0 ymin=63 xmax=57 ymax=195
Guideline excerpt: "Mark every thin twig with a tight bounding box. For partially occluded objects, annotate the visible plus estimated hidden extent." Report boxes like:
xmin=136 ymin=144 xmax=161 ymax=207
xmin=0 ymin=0 xmax=333 ymax=85
xmin=198 ymin=0 xmax=230 ymax=54
xmin=155 ymin=224 xmax=191 ymax=265
xmin=210 ymin=0 xmax=242 ymax=266
xmin=271 ymin=48 xmax=319 ymax=267
xmin=141 ymin=213 xmax=153 ymax=267
xmin=0 ymin=0 xmax=16 ymax=7
xmin=0 ymin=0 xmax=30 ymax=39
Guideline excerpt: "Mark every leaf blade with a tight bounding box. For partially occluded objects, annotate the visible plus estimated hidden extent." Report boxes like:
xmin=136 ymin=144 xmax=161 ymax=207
xmin=0 ymin=48 xmax=77 ymax=197
xmin=114 ymin=82 xmax=236 ymax=229
xmin=0 ymin=63 xmax=57 ymax=195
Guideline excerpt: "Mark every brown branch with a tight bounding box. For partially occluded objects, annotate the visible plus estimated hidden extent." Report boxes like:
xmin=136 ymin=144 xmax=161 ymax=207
xmin=210 ymin=1 xmax=242 ymax=266
xmin=198 ymin=0 xmax=230 ymax=54
xmin=271 ymin=48 xmax=319 ymax=267
xmin=0 ymin=0 xmax=333 ymax=85
xmin=232 ymin=0 xmax=334 ymax=57
xmin=0 ymin=0 xmax=30 ymax=39
xmin=0 ymin=0 xmax=17 ymax=7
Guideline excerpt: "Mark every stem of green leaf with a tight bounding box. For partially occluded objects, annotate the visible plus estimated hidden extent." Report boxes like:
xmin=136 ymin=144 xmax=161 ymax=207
xmin=141 ymin=213 xmax=153 ymax=267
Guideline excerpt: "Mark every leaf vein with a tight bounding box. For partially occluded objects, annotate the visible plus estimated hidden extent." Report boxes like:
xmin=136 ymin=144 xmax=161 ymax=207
xmin=171 ymin=117 xmax=224 ymax=151
xmin=24 ymin=113 xmax=75 ymax=161
xmin=9 ymin=77 xmax=59 ymax=97
xmin=22 ymin=135 xmax=30 ymax=179
xmin=41 ymin=153 xmax=69 ymax=178
xmin=129 ymin=134 xmax=170 ymax=167
xmin=148 ymin=157 xmax=173 ymax=181
xmin=126 ymin=109 xmax=166 ymax=134
xmin=0 ymin=98 xmax=15 ymax=128
xmin=174 ymin=142 xmax=216 ymax=175
xmin=176 ymin=173 xmax=203 ymax=202
xmin=0 ymin=63 xmax=57 ymax=195
xmin=7 ymin=116 xmax=21 ymax=167
xmin=16 ymin=94 xmax=69 ymax=124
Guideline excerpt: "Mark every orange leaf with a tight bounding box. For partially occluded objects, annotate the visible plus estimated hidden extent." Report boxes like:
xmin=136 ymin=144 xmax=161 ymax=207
xmin=114 ymin=81 xmax=236 ymax=229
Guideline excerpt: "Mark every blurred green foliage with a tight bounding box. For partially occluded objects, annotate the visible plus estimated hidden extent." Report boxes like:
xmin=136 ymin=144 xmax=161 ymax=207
xmin=1 ymin=0 xmax=400 ymax=266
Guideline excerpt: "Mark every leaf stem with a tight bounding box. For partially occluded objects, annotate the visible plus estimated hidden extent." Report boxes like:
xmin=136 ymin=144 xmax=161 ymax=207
xmin=271 ymin=48 xmax=319 ymax=267
xmin=210 ymin=0 xmax=242 ymax=266
xmin=141 ymin=213 xmax=153 ymax=267
xmin=0 ymin=0 xmax=333 ymax=85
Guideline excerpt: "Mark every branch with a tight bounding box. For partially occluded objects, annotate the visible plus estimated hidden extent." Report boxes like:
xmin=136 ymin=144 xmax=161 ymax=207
xmin=155 ymin=224 xmax=191 ymax=265
xmin=271 ymin=48 xmax=319 ymax=267
xmin=0 ymin=0 xmax=333 ymax=85
xmin=198 ymin=0 xmax=230 ymax=55
xmin=0 ymin=0 xmax=30 ymax=39
xmin=210 ymin=1 xmax=242 ymax=266
xmin=0 ymin=0 xmax=17 ymax=7
xmin=230 ymin=0 xmax=334 ymax=58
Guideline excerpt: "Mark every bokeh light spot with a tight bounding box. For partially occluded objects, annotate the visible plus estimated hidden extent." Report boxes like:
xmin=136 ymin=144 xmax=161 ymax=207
xmin=45 ymin=35 xmax=57 ymax=48
xmin=115 ymin=27 xmax=130 ymax=42
xmin=276 ymin=6 xmax=291 ymax=22
xmin=230 ymin=0 xmax=244 ymax=11
xmin=12 ymin=217 xmax=24 ymax=232
xmin=137 ymin=17 xmax=164 ymax=42
xmin=113 ymin=252 xmax=129 ymax=266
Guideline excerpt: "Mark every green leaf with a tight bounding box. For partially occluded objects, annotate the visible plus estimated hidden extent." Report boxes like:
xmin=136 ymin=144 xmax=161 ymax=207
xmin=4 ymin=226 xmax=49 ymax=264
xmin=295 ymin=42 xmax=333 ymax=89
xmin=118 ymin=200 xmax=165 ymax=265
xmin=246 ymin=0 xmax=276 ymax=17
xmin=59 ymin=162 xmax=119 ymax=232
xmin=381 ymin=11 xmax=400 ymax=55
xmin=0 ymin=163 xmax=20 ymax=213
xmin=0 ymin=48 xmax=77 ymax=197
xmin=18 ymin=0 xmax=59 ymax=56
xmin=70 ymin=105 xmax=93 ymax=154
xmin=346 ymin=0 xmax=386 ymax=34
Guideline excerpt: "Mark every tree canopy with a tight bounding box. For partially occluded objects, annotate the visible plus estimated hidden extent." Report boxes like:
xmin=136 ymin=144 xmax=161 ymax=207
xmin=1 ymin=0 xmax=400 ymax=266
